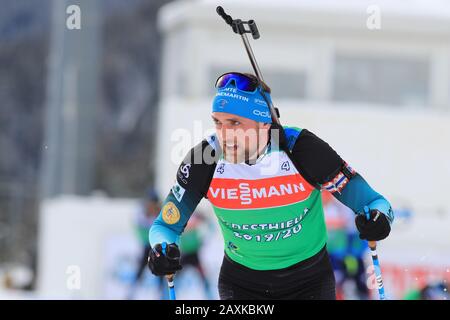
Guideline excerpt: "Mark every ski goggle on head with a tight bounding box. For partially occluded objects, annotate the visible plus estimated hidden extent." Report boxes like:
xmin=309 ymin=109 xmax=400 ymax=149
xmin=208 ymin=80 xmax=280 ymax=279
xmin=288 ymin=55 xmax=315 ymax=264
xmin=215 ymin=72 xmax=271 ymax=94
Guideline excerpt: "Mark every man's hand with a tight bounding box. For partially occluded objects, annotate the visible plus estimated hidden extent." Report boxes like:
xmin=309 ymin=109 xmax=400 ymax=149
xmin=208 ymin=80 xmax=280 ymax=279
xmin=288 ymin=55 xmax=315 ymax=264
xmin=355 ymin=209 xmax=391 ymax=241
xmin=147 ymin=243 xmax=182 ymax=276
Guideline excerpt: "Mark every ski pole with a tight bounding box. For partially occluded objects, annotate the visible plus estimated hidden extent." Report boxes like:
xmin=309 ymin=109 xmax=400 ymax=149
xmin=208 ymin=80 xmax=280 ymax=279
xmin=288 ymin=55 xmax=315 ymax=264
xmin=161 ymin=242 xmax=176 ymax=300
xmin=216 ymin=6 xmax=281 ymax=125
xmin=364 ymin=206 xmax=386 ymax=300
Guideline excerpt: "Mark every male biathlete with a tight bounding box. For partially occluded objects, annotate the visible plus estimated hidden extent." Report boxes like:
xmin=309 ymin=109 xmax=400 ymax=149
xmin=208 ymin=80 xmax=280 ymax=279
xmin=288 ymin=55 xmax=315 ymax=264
xmin=147 ymin=72 xmax=394 ymax=300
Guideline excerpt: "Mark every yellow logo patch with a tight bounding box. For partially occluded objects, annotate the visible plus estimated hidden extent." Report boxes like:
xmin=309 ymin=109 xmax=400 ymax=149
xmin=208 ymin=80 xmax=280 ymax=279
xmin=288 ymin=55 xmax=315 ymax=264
xmin=162 ymin=202 xmax=181 ymax=225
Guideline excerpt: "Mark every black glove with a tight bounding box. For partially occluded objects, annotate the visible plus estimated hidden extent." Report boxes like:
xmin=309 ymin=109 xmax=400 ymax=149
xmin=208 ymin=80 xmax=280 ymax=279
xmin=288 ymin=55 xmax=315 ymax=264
xmin=355 ymin=209 xmax=391 ymax=241
xmin=147 ymin=243 xmax=182 ymax=276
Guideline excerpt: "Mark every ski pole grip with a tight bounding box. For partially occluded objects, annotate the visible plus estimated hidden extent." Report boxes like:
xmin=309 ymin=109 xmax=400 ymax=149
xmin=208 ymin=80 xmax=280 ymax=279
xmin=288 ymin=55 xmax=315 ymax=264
xmin=216 ymin=6 xmax=233 ymax=26
xmin=248 ymin=20 xmax=260 ymax=39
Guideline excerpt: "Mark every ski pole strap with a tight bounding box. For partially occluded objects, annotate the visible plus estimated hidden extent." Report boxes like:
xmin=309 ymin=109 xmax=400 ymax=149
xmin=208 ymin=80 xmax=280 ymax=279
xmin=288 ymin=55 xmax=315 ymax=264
xmin=364 ymin=205 xmax=371 ymax=220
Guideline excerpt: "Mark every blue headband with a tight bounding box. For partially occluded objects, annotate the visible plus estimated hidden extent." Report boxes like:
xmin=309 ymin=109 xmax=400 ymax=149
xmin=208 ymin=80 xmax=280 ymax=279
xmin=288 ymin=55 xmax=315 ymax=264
xmin=212 ymin=84 xmax=273 ymax=123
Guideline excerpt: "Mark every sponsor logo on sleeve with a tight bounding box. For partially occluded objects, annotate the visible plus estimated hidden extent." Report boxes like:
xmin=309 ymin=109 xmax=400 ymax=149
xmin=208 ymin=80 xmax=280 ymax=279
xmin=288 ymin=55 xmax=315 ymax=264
xmin=172 ymin=181 xmax=186 ymax=202
xmin=180 ymin=164 xmax=191 ymax=178
xmin=162 ymin=202 xmax=181 ymax=225
xmin=178 ymin=163 xmax=192 ymax=185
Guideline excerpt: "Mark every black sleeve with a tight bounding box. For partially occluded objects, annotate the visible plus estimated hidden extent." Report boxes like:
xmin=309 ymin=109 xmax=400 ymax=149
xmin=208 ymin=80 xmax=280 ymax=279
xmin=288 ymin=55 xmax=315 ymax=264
xmin=176 ymin=138 xmax=219 ymax=199
xmin=290 ymin=129 xmax=344 ymax=185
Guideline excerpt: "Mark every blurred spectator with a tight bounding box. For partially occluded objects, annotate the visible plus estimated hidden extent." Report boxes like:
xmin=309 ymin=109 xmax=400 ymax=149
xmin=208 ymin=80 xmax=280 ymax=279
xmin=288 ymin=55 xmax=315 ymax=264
xmin=404 ymin=281 xmax=450 ymax=300
xmin=127 ymin=187 xmax=164 ymax=299
xmin=323 ymin=191 xmax=369 ymax=300
xmin=178 ymin=211 xmax=214 ymax=299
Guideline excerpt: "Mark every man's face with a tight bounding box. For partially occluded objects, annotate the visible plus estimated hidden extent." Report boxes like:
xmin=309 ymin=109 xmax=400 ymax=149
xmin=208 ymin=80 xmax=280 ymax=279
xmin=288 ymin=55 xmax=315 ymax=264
xmin=212 ymin=112 xmax=271 ymax=163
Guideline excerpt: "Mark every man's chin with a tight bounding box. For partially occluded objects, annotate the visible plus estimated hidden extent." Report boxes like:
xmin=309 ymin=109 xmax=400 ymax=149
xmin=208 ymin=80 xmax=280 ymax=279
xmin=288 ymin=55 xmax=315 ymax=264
xmin=224 ymin=154 xmax=238 ymax=164
xmin=223 ymin=151 xmax=244 ymax=164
